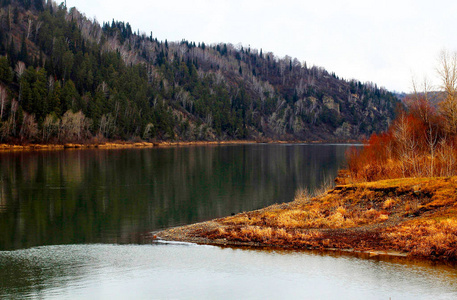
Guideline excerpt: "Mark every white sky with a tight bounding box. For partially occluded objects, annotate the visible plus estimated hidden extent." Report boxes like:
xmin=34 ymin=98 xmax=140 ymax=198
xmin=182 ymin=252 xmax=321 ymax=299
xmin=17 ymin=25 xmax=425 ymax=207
xmin=71 ymin=0 xmax=457 ymax=92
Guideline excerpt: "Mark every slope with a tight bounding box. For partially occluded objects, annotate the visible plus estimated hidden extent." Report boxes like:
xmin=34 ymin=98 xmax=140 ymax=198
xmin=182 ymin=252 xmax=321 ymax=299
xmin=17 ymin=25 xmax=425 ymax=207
xmin=0 ymin=0 xmax=400 ymax=143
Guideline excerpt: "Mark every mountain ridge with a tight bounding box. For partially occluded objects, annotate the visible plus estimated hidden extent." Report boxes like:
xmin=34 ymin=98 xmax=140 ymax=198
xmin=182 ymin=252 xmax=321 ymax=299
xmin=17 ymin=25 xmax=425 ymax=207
xmin=0 ymin=0 xmax=400 ymax=143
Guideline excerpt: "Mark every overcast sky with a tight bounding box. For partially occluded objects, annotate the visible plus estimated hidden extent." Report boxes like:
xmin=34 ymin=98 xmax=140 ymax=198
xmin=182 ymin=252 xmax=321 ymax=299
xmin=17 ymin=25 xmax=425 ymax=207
xmin=71 ymin=0 xmax=457 ymax=92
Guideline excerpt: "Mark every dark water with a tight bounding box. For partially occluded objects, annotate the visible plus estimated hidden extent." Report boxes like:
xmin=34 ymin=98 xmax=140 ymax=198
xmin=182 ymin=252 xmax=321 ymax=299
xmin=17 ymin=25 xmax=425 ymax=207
xmin=0 ymin=144 xmax=347 ymax=250
xmin=1 ymin=144 xmax=456 ymax=299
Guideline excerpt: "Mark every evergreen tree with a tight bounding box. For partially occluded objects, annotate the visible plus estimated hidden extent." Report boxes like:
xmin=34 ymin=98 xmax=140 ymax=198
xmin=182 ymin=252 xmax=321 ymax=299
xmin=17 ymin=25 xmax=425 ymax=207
xmin=0 ymin=56 xmax=13 ymax=83
xmin=62 ymin=79 xmax=78 ymax=113
xmin=19 ymin=34 xmax=28 ymax=63
xmin=31 ymin=67 xmax=47 ymax=120
xmin=49 ymin=80 xmax=62 ymax=116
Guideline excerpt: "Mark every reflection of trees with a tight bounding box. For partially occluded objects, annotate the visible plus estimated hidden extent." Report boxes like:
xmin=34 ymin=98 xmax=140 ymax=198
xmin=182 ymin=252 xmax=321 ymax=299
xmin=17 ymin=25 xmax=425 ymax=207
xmin=0 ymin=145 xmax=350 ymax=250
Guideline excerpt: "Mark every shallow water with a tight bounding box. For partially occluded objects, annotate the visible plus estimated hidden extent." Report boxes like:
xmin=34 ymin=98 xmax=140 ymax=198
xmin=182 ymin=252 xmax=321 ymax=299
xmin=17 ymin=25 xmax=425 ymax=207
xmin=1 ymin=243 xmax=456 ymax=299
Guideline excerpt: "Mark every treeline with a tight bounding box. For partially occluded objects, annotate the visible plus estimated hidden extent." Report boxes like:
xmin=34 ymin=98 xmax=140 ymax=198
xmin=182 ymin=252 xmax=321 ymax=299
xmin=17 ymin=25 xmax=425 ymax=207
xmin=0 ymin=0 xmax=399 ymax=144
xmin=347 ymin=51 xmax=457 ymax=181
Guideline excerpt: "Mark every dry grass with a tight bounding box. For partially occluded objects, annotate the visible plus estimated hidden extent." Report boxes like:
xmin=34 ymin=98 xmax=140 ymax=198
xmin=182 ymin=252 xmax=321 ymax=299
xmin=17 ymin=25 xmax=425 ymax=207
xmin=197 ymin=176 xmax=457 ymax=260
xmin=222 ymin=180 xmax=396 ymax=230
xmin=385 ymin=218 xmax=457 ymax=258
xmin=383 ymin=198 xmax=397 ymax=209
xmin=207 ymin=225 xmax=323 ymax=248
xmin=294 ymin=177 xmax=335 ymax=203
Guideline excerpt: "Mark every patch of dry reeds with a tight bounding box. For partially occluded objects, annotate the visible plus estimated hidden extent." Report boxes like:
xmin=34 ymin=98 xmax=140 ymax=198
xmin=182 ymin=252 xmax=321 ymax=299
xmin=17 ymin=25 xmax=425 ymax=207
xmin=207 ymin=225 xmax=323 ymax=248
xmin=385 ymin=218 xmax=457 ymax=259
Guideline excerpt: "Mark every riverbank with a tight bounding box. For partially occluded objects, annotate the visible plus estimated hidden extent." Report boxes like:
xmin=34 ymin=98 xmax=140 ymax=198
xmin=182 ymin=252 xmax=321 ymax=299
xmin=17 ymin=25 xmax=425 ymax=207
xmin=0 ymin=140 xmax=256 ymax=151
xmin=153 ymin=176 xmax=457 ymax=261
xmin=0 ymin=139 xmax=360 ymax=152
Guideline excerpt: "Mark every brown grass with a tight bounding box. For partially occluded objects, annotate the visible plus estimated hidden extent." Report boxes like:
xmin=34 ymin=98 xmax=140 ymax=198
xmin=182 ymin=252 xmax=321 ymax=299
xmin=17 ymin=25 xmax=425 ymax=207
xmin=384 ymin=218 xmax=457 ymax=258
xmin=192 ymin=176 xmax=457 ymax=260
xmin=383 ymin=198 xmax=397 ymax=209
xmin=206 ymin=225 xmax=323 ymax=248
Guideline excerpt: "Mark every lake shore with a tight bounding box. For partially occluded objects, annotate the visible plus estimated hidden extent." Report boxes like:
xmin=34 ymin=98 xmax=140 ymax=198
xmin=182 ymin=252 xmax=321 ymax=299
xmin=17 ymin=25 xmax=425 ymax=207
xmin=153 ymin=176 xmax=457 ymax=261
xmin=0 ymin=139 xmax=361 ymax=152
xmin=0 ymin=140 xmax=254 ymax=151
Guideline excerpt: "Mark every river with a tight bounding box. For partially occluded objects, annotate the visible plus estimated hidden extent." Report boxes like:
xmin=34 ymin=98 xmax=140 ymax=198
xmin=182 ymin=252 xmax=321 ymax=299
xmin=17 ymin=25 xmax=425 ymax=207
xmin=0 ymin=144 xmax=456 ymax=299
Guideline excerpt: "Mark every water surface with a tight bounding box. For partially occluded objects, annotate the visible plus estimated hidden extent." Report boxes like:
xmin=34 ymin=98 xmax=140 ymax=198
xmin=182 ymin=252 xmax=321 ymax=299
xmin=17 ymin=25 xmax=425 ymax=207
xmin=0 ymin=243 xmax=456 ymax=299
xmin=0 ymin=144 xmax=347 ymax=250
xmin=1 ymin=144 xmax=456 ymax=299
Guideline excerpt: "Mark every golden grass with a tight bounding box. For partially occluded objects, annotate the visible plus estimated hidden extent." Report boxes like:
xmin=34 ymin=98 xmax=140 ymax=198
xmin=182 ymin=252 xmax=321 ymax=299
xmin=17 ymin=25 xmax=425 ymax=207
xmin=353 ymin=177 xmax=438 ymax=189
xmin=383 ymin=198 xmax=396 ymax=209
xmin=201 ymin=176 xmax=457 ymax=260
xmin=208 ymin=225 xmax=323 ymax=247
xmin=385 ymin=218 xmax=457 ymax=258
xmin=222 ymin=183 xmax=395 ymax=230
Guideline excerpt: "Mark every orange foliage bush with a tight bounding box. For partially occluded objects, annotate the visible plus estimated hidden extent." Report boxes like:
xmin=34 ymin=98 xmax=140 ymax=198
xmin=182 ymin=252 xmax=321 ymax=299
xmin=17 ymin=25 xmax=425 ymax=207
xmin=347 ymin=95 xmax=457 ymax=182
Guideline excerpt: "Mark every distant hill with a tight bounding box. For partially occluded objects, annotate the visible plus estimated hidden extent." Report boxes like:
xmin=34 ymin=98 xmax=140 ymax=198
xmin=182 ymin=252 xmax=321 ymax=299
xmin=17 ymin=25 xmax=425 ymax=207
xmin=0 ymin=0 xmax=400 ymax=143
xmin=401 ymin=91 xmax=445 ymax=108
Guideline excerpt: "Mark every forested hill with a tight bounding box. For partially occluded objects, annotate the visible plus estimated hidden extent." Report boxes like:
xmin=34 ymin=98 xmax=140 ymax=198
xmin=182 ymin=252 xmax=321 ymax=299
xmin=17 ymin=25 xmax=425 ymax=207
xmin=0 ymin=0 xmax=400 ymax=143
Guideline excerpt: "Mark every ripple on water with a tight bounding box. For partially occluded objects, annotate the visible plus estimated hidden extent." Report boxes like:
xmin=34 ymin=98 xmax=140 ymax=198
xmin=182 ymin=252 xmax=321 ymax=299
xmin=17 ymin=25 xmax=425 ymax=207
xmin=0 ymin=244 xmax=457 ymax=299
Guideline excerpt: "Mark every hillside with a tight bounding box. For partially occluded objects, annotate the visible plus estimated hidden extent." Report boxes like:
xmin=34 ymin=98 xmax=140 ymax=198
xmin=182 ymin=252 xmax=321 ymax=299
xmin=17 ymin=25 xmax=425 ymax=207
xmin=0 ymin=0 xmax=399 ymax=143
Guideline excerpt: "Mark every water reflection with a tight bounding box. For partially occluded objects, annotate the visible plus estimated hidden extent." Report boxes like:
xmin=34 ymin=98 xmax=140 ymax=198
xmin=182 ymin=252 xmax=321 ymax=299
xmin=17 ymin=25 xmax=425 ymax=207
xmin=0 ymin=144 xmax=350 ymax=250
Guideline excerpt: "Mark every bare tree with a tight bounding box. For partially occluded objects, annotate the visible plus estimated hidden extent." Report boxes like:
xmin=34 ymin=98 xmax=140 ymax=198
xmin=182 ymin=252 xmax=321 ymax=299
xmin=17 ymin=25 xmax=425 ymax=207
xmin=14 ymin=61 xmax=26 ymax=79
xmin=143 ymin=123 xmax=154 ymax=140
xmin=437 ymin=50 xmax=457 ymax=134
xmin=19 ymin=113 xmax=38 ymax=141
xmin=98 ymin=113 xmax=116 ymax=138
xmin=98 ymin=81 xmax=109 ymax=98
xmin=60 ymin=110 xmax=92 ymax=142
xmin=9 ymin=99 xmax=18 ymax=136
xmin=35 ymin=21 xmax=43 ymax=40
xmin=42 ymin=114 xmax=59 ymax=141
xmin=425 ymin=123 xmax=439 ymax=177
xmin=0 ymin=85 xmax=7 ymax=120
xmin=393 ymin=114 xmax=417 ymax=177
xmin=15 ymin=62 xmax=26 ymax=103
xmin=438 ymin=137 xmax=456 ymax=176
xmin=410 ymin=76 xmax=433 ymax=124
xmin=410 ymin=76 xmax=439 ymax=176
xmin=0 ymin=116 xmax=14 ymax=141
xmin=26 ymin=17 xmax=33 ymax=39
xmin=48 ymin=75 xmax=55 ymax=93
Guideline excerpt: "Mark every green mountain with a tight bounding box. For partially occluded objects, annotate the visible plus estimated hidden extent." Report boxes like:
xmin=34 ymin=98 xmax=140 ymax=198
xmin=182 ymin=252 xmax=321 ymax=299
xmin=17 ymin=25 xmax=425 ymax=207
xmin=0 ymin=0 xmax=399 ymax=143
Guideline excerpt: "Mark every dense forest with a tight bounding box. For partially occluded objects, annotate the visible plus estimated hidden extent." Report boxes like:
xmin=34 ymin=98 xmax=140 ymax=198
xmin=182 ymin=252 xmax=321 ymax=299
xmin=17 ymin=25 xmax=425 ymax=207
xmin=0 ymin=0 xmax=400 ymax=143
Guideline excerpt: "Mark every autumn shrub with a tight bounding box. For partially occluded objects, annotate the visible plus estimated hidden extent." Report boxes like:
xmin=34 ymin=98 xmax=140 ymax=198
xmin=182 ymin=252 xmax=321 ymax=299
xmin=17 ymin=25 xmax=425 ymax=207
xmin=346 ymin=94 xmax=457 ymax=182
